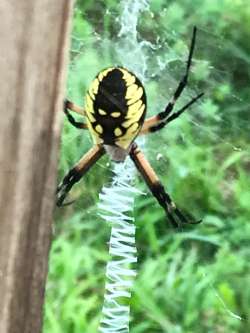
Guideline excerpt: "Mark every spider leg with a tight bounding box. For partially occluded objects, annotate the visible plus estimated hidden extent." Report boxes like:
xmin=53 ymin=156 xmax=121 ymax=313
xmin=56 ymin=145 xmax=105 ymax=206
xmin=158 ymin=26 xmax=197 ymax=120
xmin=64 ymin=99 xmax=88 ymax=130
xmin=130 ymin=143 xmax=201 ymax=228
xmin=65 ymin=99 xmax=85 ymax=115
xmin=145 ymin=92 xmax=204 ymax=133
xmin=140 ymin=27 xmax=203 ymax=135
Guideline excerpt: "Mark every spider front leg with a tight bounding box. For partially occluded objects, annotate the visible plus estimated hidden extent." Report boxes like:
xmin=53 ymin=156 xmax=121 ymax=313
xmin=56 ymin=145 xmax=105 ymax=206
xmin=130 ymin=143 xmax=201 ymax=228
xmin=64 ymin=99 xmax=88 ymax=130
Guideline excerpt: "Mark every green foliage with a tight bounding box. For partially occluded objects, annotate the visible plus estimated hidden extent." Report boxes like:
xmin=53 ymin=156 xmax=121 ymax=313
xmin=44 ymin=1 xmax=250 ymax=332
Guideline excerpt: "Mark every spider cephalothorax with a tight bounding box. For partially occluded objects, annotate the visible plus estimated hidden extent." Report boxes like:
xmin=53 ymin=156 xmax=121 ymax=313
xmin=57 ymin=27 xmax=203 ymax=228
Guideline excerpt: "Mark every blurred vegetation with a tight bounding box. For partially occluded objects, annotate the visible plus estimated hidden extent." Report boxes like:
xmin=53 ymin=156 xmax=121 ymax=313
xmin=43 ymin=0 xmax=250 ymax=332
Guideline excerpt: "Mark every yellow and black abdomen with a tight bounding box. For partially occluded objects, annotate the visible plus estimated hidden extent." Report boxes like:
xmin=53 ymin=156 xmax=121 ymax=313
xmin=84 ymin=67 xmax=147 ymax=149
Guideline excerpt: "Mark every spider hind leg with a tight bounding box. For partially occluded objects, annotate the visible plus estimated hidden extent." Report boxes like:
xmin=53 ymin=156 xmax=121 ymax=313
xmin=140 ymin=27 xmax=204 ymax=135
xmin=64 ymin=99 xmax=88 ymax=130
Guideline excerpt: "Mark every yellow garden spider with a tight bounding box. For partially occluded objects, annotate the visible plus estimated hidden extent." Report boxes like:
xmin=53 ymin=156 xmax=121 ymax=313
xmin=57 ymin=27 xmax=203 ymax=228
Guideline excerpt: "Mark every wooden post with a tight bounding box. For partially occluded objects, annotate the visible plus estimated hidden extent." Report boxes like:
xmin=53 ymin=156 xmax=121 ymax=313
xmin=0 ymin=1 xmax=73 ymax=332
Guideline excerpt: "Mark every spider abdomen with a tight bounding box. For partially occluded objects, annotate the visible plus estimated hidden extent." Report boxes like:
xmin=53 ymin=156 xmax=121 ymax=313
xmin=85 ymin=67 xmax=147 ymax=154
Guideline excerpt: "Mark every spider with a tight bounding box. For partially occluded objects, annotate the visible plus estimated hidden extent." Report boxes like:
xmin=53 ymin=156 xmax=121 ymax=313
xmin=56 ymin=27 xmax=203 ymax=228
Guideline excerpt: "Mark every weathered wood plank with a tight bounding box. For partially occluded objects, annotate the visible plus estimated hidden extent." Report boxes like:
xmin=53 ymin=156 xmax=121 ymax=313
xmin=0 ymin=1 xmax=73 ymax=332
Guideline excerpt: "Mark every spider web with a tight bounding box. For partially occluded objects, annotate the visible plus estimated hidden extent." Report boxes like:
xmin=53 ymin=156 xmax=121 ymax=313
xmin=68 ymin=3 xmax=250 ymax=160
xmin=61 ymin=0 xmax=249 ymax=330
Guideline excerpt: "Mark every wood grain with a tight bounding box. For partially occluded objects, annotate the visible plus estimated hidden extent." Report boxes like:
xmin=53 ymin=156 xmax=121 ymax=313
xmin=0 ymin=1 xmax=73 ymax=332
